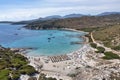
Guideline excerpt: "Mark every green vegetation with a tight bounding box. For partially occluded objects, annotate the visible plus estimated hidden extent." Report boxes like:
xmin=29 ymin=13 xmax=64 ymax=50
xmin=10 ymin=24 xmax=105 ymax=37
xmin=0 ymin=69 xmax=10 ymax=80
xmin=90 ymin=43 xmax=120 ymax=60
xmin=90 ymin=43 xmax=97 ymax=48
xmin=96 ymin=47 xmax=105 ymax=53
xmin=103 ymin=52 xmax=120 ymax=60
xmin=80 ymin=27 xmax=102 ymax=32
xmin=68 ymin=73 xmax=77 ymax=77
xmin=38 ymin=74 xmax=57 ymax=80
xmin=0 ymin=47 xmax=37 ymax=80
xmin=112 ymin=45 xmax=120 ymax=51
xmin=11 ymin=71 xmax=20 ymax=80
xmin=90 ymin=43 xmax=105 ymax=53
xmin=20 ymin=65 xmax=37 ymax=75
xmin=85 ymin=34 xmax=92 ymax=42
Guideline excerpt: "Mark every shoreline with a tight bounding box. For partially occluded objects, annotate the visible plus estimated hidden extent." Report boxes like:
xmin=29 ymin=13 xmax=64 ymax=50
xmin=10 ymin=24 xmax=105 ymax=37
xmin=9 ymin=28 xmax=89 ymax=57
xmin=60 ymin=28 xmax=89 ymax=43
xmin=13 ymin=43 xmax=87 ymax=57
xmin=16 ymin=41 xmax=88 ymax=57
xmin=60 ymin=28 xmax=88 ymax=33
xmin=0 ymin=28 xmax=90 ymax=80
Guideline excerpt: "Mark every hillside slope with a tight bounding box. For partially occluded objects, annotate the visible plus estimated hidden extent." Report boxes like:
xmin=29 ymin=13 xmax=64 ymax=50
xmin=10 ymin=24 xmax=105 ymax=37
xmin=93 ymin=24 xmax=120 ymax=50
xmin=24 ymin=14 xmax=120 ymax=30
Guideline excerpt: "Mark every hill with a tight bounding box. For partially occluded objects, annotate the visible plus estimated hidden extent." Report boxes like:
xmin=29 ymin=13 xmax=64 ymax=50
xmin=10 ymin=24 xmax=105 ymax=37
xmin=92 ymin=24 xmax=120 ymax=50
xmin=24 ymin=14 xmax=120 ymax=30
xmin=12 ymin=14 xmax=85 ymax=25
xmin=63 ymin=14 xmax=84 ymax=18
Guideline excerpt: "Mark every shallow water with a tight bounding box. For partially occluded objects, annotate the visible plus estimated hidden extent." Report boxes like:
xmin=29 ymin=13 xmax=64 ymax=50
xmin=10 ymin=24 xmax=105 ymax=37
xmin=0 ymin=23 xmax=86 ymax=56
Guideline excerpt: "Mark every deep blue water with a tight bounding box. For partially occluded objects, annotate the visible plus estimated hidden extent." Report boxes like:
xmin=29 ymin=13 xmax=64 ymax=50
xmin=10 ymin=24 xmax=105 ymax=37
xmin=0 ymin=23 xmax=86 ymax=56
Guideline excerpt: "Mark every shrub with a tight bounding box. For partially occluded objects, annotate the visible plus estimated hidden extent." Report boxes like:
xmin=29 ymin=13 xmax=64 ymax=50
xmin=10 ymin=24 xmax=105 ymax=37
xmin=20 ymin=65 xmax=36 ymax=75
xmin=12 ymin=74 xmax=20 ymax=80
xmin=90 ymin=43 xmax=97 ymax=48
xmin=103 ymin=52 xmax=120 ymax=60
xmin=11 ymin=71 xmax=20 ymax=80
xmin=96 ymin=46 xmax=105 ymax=53
xmin=0 ymin=46 xmax=37 ymax=79
xmin=0 ymin=69 xmax=10 ymax=80
xmin=68 ymin=73 xmax=77 ymax=77
xmin=113 ymin=45 xmax=120 ymax=51
xmin=39 ymin=73 xmax=57 ymax=80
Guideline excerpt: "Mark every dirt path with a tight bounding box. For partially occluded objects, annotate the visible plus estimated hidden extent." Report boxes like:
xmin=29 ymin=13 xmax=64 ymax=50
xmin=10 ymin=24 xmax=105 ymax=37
xmin=90 ymin=32 xmax=96 ymax=43
xmin=90 ymin=32 xmax=120 ymax=55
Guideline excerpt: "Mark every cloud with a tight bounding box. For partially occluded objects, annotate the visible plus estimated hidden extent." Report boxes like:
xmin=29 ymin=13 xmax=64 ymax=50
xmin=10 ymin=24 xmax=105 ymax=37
xmin=0 ymin=0 xmax=120 ymax=21
xmin=0 ymin=4 xmax=119 ymax=21
xmin=0 ymin=7 xmax=70 ymax=21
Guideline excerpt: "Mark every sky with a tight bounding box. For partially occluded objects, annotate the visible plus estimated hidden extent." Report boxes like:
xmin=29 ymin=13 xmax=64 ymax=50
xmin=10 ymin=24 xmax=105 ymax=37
xmin=0 ymin=0 xmax=120 ymax=21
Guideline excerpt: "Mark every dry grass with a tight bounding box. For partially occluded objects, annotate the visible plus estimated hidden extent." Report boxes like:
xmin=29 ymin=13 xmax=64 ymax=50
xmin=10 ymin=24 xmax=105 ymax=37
xmin=93 ymin=25 xmax=120 ymax=48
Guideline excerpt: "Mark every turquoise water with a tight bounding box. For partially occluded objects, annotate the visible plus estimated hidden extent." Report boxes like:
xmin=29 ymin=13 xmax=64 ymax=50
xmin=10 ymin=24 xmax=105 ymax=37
xmin=0 ymin=23 xmax=86 ymax=56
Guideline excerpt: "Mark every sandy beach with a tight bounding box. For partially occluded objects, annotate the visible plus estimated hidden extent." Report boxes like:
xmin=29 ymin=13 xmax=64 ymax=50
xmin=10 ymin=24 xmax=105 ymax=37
xmin=24 ymin=43 xmax=94 ymax=80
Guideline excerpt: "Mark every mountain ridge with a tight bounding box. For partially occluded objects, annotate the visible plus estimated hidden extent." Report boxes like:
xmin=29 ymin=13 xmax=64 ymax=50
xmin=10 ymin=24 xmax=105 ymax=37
xmin=0 ymin=12 xmax=120 ymax=25
xmin=98 ymin=12 xmax=120 ymax=16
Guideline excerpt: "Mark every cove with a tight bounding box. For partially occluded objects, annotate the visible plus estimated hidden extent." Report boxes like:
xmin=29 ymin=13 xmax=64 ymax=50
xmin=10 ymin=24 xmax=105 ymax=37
xmin=0 ymin=23 xmax=86 ymax=56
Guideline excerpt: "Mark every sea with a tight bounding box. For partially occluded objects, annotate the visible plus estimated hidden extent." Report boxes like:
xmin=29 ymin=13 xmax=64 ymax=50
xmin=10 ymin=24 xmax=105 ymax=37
xmin=0 ymin=23 xmax=86 ymax=56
